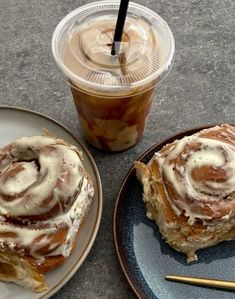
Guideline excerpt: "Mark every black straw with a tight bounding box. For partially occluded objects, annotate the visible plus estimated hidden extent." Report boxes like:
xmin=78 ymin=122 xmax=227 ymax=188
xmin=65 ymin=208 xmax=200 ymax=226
xmin=111 ymin=0 xmax=130 ymax=56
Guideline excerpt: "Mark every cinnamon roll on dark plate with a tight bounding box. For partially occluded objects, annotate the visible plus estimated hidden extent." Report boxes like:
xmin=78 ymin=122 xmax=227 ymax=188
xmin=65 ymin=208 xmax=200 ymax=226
xmin=135 ymin=124 xmax=235 ymax=262
xmin=0 ymin=135 xmax=94 ymax=291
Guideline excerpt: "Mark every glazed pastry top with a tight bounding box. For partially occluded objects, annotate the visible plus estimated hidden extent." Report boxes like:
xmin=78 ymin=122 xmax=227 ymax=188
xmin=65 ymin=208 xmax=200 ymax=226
xmin=151 ymin=124 xmax=235 ymax=223
xmin=0 ymin=135 xmax=94 ymax=260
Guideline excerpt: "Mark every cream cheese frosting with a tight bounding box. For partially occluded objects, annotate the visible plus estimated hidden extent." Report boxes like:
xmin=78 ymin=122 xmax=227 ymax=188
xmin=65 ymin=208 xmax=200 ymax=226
xmin=135 ymin=124 xmax=235 ymax=262
xmin=0 ymin=135 xmax=94 ymax=259
xmin=151 ymin=125 xmax=235 ymax=223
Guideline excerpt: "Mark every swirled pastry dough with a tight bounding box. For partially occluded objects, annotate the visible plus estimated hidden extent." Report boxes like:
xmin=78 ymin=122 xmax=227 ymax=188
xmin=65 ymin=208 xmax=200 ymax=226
xmin=0 ymin=135 xmax=94 ymax=291
xmin=135 ymin=124 xmax=235 ymax=262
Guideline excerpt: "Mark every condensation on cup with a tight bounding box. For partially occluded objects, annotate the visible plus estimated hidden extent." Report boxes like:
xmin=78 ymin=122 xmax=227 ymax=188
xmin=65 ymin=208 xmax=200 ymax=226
xmin=52 ymin=1 xmax=175 ymax=151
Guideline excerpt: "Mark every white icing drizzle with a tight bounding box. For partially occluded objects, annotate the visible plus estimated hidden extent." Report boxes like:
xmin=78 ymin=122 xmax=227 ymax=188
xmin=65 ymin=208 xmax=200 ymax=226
xmin=0 ymin=161 xmax=38 ymax=196
xmin=0 ymin=223 xmax=56 ymax=247
xmin=152 ymin=125 xmax=235 ymax=223
xmin=0 ymin=137 xmax=85 ymax=216
xmin=0 ymin=136 xmax=94 ymax=259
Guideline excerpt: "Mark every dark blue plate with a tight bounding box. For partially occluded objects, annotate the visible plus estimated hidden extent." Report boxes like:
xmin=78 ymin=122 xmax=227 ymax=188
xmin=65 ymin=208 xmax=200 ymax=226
xmin=113 ymin=127 xmax=235 ymax=299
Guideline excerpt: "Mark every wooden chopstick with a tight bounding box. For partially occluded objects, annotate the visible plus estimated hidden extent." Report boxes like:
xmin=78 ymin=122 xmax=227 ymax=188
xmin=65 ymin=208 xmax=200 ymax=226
xmin=165 ymin=275 xmax=235 ymax=290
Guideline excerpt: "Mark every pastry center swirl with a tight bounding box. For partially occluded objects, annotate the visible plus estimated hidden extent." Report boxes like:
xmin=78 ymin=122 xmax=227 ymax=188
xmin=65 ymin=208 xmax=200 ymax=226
xmin=0 ymin=161 xmax=39 ymax=197
xmin=158 ymin=125 xmax=235 ymax=220
xmin=0 ymin=139 xmax=84 ymax=218
xmin=0 ymin=136 xmax=94 ymax=259
xmin=185 ymin=142 xmax=233 ymax=200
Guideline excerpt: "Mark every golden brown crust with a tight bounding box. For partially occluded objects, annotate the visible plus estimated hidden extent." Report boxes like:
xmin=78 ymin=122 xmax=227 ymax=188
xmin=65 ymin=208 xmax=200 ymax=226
xmin=0 ymin=251 xmax=47 ymax=292
xmin=29 ymin=211 xmax=88 ymax=274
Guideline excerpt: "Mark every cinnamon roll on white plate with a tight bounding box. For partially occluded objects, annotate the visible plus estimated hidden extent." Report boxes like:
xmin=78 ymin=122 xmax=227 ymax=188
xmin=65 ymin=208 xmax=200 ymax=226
xmin=0 ymin=134 xmax=94 ymax=291
xmin=135 ymin=124 xmax=235 ymax=262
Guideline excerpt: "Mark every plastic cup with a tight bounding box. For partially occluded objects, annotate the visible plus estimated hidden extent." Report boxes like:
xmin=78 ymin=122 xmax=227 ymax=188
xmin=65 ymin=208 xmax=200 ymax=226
xmin=52 ymin=1 xmax=175 ymax=151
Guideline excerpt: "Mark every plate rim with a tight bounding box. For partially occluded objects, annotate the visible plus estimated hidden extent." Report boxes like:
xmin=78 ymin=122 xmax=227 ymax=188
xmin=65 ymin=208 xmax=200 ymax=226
xmin=113 ymin=124 xmax=231 ymax=299
xmin=0 ymin=105 xmax=103 ymax=299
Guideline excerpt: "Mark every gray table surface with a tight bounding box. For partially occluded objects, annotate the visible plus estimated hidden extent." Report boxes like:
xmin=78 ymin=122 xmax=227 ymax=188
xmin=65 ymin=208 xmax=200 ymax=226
xmin=0 ymin=0 xmax=234 ymax=298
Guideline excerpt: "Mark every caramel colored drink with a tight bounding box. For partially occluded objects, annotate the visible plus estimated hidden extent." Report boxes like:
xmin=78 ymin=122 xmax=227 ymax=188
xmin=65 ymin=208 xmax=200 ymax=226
xmin=52 ymin=1 xmax=174 ymax=151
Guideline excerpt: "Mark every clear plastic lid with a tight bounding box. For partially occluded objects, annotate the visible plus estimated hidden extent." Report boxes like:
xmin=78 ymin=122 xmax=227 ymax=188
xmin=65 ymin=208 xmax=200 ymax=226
xmin=52 ymin=1 xmax=175 ymax=92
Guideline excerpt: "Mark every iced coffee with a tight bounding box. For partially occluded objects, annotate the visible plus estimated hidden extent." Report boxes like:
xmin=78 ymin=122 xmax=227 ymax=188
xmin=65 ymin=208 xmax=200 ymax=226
xmin=52 ymin=1 xmax=175 ymax=151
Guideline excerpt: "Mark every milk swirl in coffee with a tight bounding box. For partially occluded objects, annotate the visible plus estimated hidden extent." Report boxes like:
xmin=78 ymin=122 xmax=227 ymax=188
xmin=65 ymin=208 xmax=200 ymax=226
xmin=52 ymin=2 xmax=174 ymax=151
xmin=60 ymin=16 xmax=160 ymax=151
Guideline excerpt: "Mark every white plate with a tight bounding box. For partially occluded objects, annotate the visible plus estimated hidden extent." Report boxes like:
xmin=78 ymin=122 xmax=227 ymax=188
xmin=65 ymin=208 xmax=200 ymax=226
xmin=0 ymin=106 xmax=103 ymax=299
